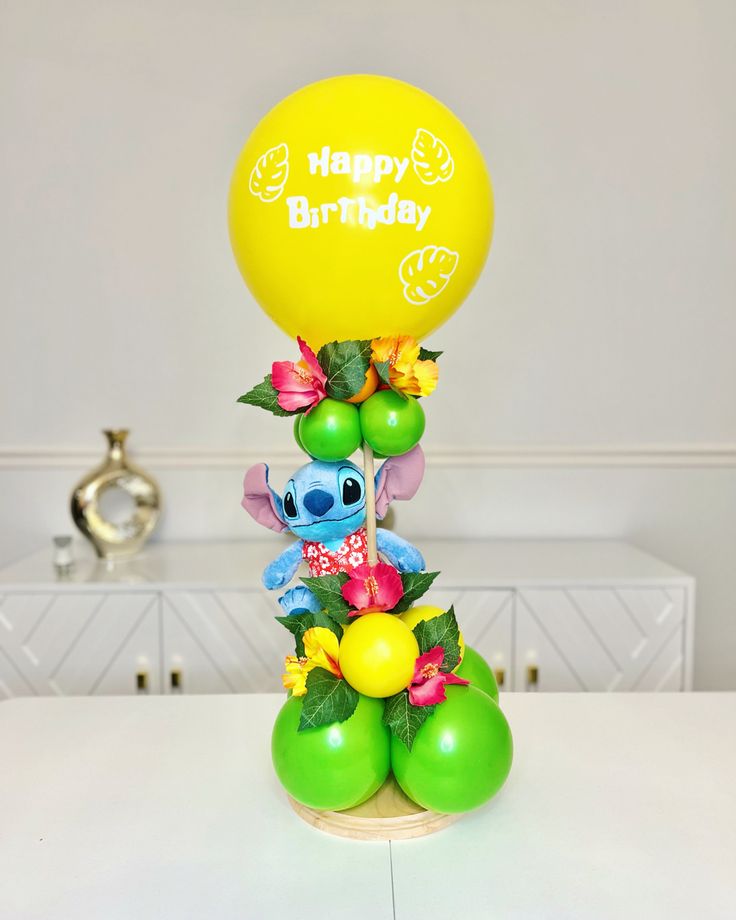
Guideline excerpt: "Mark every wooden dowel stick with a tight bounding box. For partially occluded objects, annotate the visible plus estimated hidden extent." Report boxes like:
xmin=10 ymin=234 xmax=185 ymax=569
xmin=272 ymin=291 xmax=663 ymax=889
xmin=362 ymin=441 xmax=378 ymax=566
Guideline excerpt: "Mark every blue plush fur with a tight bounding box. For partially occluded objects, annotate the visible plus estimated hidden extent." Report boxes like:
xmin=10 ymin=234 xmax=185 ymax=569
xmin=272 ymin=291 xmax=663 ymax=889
xmin=259 ymin=459 xmax=424 ymax=611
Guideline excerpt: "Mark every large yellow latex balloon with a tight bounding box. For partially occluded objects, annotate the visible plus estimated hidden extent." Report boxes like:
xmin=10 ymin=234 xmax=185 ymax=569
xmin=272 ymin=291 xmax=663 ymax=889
xmin=229 ymin=75 xmax=493 ymax=348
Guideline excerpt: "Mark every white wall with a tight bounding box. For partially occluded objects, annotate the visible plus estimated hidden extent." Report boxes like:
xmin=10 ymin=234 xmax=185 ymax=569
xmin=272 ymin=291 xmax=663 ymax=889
xmin=1 ymin=1 xmax=734 ymax=688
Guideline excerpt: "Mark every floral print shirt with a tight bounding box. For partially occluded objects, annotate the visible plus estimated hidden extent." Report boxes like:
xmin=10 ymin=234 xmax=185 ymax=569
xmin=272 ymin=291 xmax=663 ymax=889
xmin=302 ymin=528 xmax=369 ymax=576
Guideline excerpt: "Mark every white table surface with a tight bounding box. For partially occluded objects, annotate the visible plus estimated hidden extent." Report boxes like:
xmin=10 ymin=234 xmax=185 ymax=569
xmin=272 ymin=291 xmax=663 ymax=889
xmin=0 ymin=693 xmax=733 ymax=920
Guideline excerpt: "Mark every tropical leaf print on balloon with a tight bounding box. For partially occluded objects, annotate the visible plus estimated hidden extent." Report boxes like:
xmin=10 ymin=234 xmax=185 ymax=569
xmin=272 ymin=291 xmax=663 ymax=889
xmin=249 ymin=143 xmax=289 ymax=202
xmin=399 ymin=246 xmax=459 ymax=305
xmin=411 ymin=128 xmax=454 ymax=185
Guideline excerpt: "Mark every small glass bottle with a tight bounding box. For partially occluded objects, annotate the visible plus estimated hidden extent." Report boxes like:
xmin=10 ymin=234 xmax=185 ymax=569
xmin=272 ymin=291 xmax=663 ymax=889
xmin=53 ymin=535 xmax=74 ymax=577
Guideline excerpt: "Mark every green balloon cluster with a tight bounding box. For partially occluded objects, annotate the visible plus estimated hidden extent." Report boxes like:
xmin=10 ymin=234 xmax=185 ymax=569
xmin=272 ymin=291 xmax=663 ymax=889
xmin=273 ymin=650 xmax=511 ymax=816
xmin=391 ymin=685 xmax=513 ymax=814
xmin=294 ymin=392 xmax=425 ymax=461
xmin=271 ymin=693 xmax=391 ymax=811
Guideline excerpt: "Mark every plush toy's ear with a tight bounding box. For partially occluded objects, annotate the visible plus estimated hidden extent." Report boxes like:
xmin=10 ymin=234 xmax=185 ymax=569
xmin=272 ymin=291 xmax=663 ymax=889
xmin=242 ymin=464 xmax=289 ymax=534
xmin=374 ymin=445 xmax=425 ymax=520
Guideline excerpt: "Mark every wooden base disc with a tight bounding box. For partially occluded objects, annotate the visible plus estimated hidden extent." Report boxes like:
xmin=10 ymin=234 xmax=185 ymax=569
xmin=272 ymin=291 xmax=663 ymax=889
xmin=288 ymin=775 xmax=458 ymax=841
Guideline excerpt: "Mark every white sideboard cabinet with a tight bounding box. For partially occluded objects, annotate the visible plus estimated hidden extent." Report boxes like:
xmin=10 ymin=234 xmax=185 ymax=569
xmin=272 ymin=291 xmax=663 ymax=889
xmin=0 ymin=540 xmax=694 ymax=698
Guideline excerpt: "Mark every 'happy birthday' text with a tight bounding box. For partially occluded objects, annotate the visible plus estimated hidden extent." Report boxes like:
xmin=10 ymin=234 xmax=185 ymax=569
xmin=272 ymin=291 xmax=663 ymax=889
xmin=286 ymin=193 xmax=431 ymax=231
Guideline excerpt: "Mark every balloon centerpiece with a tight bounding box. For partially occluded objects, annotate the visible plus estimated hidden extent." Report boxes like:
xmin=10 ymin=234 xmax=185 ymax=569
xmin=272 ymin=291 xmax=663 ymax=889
xmin=230 ymin=75 xmax=512 ymax=839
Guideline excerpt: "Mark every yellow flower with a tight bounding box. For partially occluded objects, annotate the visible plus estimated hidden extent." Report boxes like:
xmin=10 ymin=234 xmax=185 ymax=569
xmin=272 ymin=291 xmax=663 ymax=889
xmin=281 ymin=626 xmax=342 ymax=696
xmin=370 ymin=335 xmax=438 ymax=398
xmin=303 ymin=626 xmax=341 ymax=677
xmin=282 ymin=656 xmax=310 ymax=696
xmin=371 ymin=335 xmax=420 ymax=368
xmin=408 ymin=359 xmax=439 ymax=397
xmin=390 ymin=360 xmax=417 ymax=392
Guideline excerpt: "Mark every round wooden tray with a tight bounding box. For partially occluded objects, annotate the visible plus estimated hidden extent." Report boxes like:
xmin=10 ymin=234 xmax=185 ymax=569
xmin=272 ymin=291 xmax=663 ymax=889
xmin=288 ymin=775 xmax=458 ymax=841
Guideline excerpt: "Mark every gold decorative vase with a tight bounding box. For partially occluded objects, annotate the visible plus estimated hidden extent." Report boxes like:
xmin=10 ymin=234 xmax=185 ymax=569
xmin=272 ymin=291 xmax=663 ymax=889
xmin=70 ymin=430 xmax=161 ymax=560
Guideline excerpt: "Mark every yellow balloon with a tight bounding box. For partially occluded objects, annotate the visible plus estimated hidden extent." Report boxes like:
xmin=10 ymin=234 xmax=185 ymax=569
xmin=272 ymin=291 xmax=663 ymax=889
xmin=339 ymin=613 xmax=419 ymax=698
xmin=399 ymin=605 xmax=466 ymax=663
xmin=229 ymin=75 xmax=493 ymax=348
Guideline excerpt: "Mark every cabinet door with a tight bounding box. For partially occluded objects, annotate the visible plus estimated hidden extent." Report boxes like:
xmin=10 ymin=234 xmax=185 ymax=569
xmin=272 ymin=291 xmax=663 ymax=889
xmin=0 ymin=592 xmax=159 ymax=698
xmin=514 ymin=587 xmax=685 ymax=692
xmin=162 ymin=590 xmax=292 ymax=694
xmin=423 ymin=588 xmax=513 ymax=691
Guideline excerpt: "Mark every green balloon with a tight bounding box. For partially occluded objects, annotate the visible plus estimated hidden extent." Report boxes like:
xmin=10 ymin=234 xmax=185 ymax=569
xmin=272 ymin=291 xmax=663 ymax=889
xmin=391 ymin=685 xmax=513 ymax=814
xmin=359 ymin=390 xmax=425 ymax=456
xmin=272 ymin=693 xmax=390 ymax=811
xmin=456 ymin=646 xmax=499 ymax=704
xmin=364 ymin=443 xmax=386 ymax=461
xmin=299 ymin=398 xmax=362 ymax=462
xmin=293 ymin=416 xmax=309 ymax=455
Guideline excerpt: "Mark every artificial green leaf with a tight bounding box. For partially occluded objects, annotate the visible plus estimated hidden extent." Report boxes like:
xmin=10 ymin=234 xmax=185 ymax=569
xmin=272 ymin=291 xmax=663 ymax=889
xmin=412 ymin=605 xmax=462 ymax=672
xmin=324 ymin=606 xmax=351 ymax=626
xmin=301 ymin=574 xmax=351 ymax=623
xmin=373 ymin=360 xmax=407 ymax=399
xmin=383 ymin=690 xmax=436 ymax=750
xmin=374 ymin=359 xmax=391 ymax=387
xmin=418 ymin=347 xmax=443 ymax=362
xmin=298 ymin=668 xmax=359 ymax=731
xmin=317 ymin=339 xmax=373 ymax=400
xmin=389 ymin=571 xmax=441 ymax=614
xmin=275 ymin=611 xmax=342 ymax=657
xmin=237 ymin=374 xmax=298 ymax=417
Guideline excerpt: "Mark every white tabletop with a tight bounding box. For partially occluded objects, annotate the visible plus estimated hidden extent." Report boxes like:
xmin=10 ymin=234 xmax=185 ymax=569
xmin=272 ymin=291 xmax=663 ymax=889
xmin=0 ymin=693 xmax=733 ymax=920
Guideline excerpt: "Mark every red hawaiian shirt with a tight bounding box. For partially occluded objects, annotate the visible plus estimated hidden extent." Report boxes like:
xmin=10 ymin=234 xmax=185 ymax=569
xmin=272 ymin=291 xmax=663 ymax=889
xmin=302 ymin=528 xmax=369 ymax=576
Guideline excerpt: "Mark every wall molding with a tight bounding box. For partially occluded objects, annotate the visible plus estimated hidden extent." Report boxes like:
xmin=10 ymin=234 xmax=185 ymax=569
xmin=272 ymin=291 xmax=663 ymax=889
xmin=1 ymin=444 xmax=734 ymax=470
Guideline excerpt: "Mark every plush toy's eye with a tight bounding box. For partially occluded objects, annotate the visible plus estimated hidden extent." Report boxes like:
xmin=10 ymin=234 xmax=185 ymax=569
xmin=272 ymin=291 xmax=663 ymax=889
xmin=283 ymin=491 xmax=297 ymax=518
xmin=342 ymin=477 xmax=362 ymax=506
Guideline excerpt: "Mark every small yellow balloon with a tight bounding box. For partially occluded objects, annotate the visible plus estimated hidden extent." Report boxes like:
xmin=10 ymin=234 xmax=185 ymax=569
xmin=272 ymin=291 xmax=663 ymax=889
xmin=399 ymin=605 xmax=466 ymax=663
xmin=339 ymin=613 xmax=419 ymax=698
xmin=229 ymin=75 xmax=493 ymax=348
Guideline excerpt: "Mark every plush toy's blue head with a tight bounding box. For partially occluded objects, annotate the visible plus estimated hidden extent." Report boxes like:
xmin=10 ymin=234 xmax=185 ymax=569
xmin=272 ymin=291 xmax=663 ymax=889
xmin=242 ymin=447 xmax=425 ymax=545
xmin=279 ymin=459 xmax=367 ymax=543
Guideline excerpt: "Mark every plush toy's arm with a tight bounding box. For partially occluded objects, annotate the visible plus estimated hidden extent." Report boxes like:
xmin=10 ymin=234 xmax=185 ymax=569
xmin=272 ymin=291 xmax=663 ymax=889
xmin=262 ymin=540 xmax=304 ymax=590
xmin=376 ymin=530 xmax=425 ymax=573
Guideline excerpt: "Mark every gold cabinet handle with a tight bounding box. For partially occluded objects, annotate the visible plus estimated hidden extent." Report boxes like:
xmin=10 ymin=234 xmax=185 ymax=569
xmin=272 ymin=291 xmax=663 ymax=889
xmin=526 ymin=664 xmax=539 ymax=691
xmin=493 ymin=667 xmax=505 ymax=688
xmin=135 ymin=670 xmax=148 ymax=694
xmin=170 ymin=668 xmax=182 ymax=693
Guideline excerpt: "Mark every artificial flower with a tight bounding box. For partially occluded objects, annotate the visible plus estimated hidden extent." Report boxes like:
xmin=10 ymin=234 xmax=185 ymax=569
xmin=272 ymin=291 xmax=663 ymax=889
xmin=281 ymin=625 xmax=342 ymax=695
xmin=405 ymin=359 xmax=439 ymax=397
xmin=408 ymin=645 xmax=468 ymax=706
xmin=282 ymin=656 xmax=310 ymax=697
xmin=341 ymin=562 xmax=404 ymax=615
xmin=370 ymin=335 xmax=438 ymax=398
xmin=271 ymin=337 xmax=327 ymax=412
xmin=371 ymin=335 xmax=420 ymax=369
xmin=302 ymin=626 xmax=341 ymax=678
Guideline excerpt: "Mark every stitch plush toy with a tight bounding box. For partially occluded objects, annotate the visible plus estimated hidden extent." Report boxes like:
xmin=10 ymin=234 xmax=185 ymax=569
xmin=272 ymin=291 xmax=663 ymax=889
xmin=242 ymin=445 xmax=425 ymax=615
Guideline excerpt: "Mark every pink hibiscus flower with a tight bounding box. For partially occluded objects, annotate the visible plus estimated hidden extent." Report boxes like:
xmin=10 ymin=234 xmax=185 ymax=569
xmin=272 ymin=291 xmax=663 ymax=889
xmin=271 ymin=337 xmax=327 ymax=413
xmin=408 ymin=646 xmax=469 ymax=706
xmin=341 ymin=562 xmax=404 ymax=616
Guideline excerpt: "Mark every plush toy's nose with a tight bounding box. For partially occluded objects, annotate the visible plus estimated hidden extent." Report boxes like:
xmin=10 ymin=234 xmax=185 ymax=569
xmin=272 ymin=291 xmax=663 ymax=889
xmin=303 ymin=489 xmax=334 ymax=517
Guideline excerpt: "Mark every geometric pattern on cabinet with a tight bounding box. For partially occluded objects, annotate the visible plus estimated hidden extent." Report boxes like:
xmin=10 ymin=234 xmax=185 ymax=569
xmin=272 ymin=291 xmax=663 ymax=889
xmin=515 ymin=588 xmax=686 ymax=692
xmin=0 ymin=592 xmax=158 ymax=699
xmin=0 ymin=540 xmax=696 ymax=696
xmin=162 ymin=591 xmax=293 ymax=695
